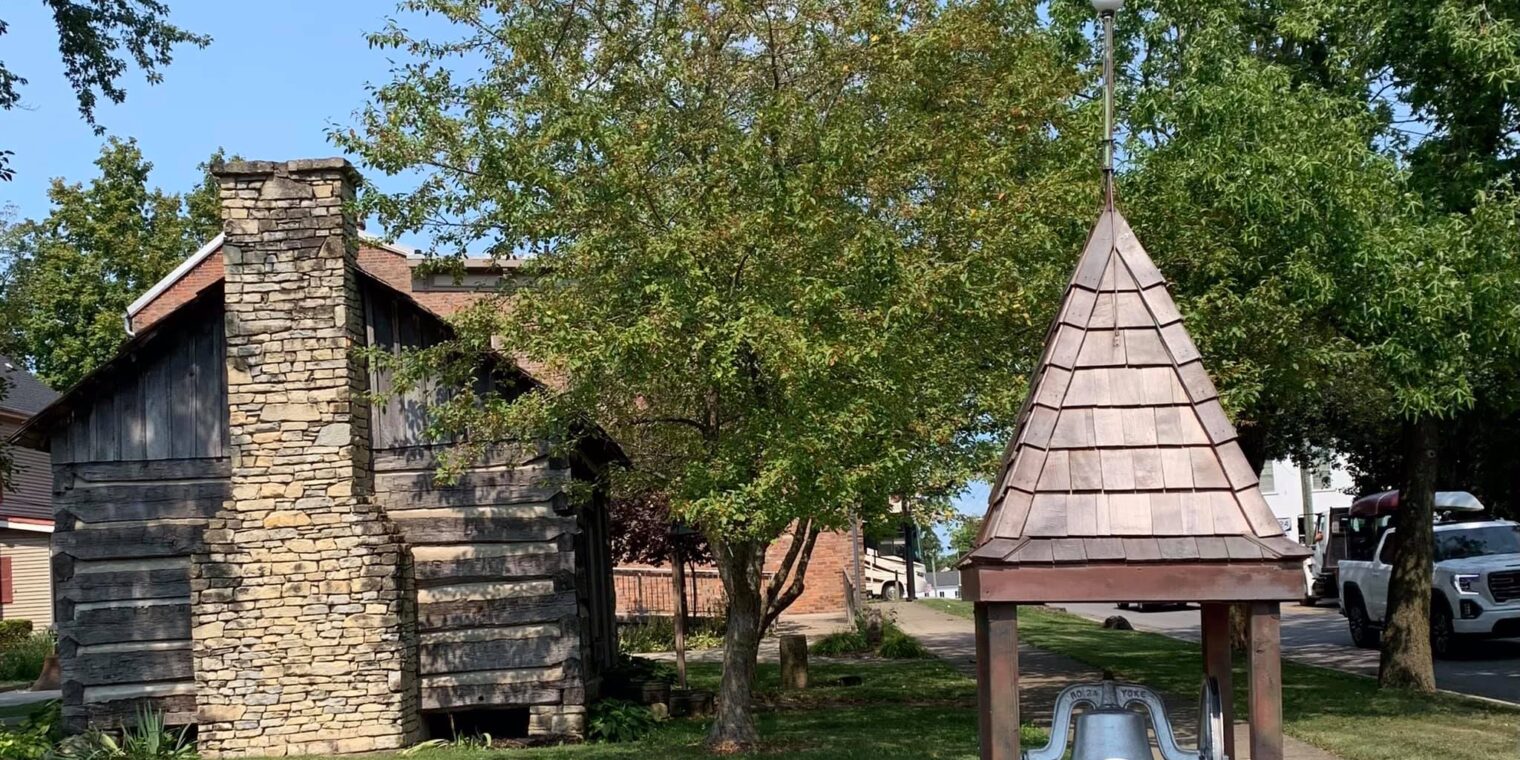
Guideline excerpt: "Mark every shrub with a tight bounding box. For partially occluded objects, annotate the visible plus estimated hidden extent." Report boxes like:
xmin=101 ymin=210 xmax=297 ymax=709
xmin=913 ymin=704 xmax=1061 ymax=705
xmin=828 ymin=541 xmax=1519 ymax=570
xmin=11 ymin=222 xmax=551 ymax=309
xmin=809 ymin=629 xmax=870 ymax=656
xmin=587 ymin=699 xmax=659 ymax=743
xmin=0 ymin=632 xmax=54 ymax=682
xmin=810 ymin=614 xmax=930 ymax=659
xmin=0 ymin=699 xmax=59 ymax=760
xmin=877 ymin=624 xmax=931 ymax=659
xmin=618 ymin=616 xmax=725 ymax=654
xmin=49 ymin=707 xmax=196 ymax=760
xmin=0 ymin=619 xmax=34 ymax=649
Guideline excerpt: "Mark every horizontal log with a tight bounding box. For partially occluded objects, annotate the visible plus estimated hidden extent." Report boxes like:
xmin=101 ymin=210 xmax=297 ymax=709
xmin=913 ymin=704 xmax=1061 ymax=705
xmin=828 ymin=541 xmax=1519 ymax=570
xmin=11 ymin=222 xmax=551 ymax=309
xmin=54 ymin=523 xmax=203 ymax=560
xmin=64 ymin=603 xmax=191 ymax=645
xmin=414 ymin=552 xmax=571 ymax=586
xmin=58 ymin=479 xmax=229 ymax=507
xmin=59 ymin=495 xmax=222 ymax=526
xmin=372 ymin=442 xmax=553 ymax=473
xmin=63 ymin=693 xmax=198 ymax=732
xmin=376 ymin=465 xmax=569 ymax=491
xmin=394 ymin=514 xmax=577 ymax=544
xmin=71 ymin=648 xmax=193 ymax=686
xmin=64 ymin=458 xmax=231 ymax=483
xmin=420 ymin=593 xmax=578 ymax=632
xmin=376 ymin=484 xmax=568 ymax=509
xmin=59 ymin=566 xmax=190 ymax=603
xmin=421 ymin=636 xmax=577 ymax=675
xmin=421 ymin=684 xmax=566 ymax=711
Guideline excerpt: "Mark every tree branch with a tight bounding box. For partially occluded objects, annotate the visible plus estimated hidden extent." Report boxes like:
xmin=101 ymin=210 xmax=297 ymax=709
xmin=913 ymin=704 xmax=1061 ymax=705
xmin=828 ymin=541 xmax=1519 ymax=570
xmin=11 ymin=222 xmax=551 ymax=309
xmin=761 ymin=518 xmax=821 ymax=635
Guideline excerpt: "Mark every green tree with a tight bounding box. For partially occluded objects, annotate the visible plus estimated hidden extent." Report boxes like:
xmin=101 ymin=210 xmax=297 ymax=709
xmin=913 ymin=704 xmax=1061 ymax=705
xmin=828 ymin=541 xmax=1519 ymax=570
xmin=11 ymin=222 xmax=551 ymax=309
xmin=0 ymin=1 xmax=209 ymax=180
xmin=339 ymin=0 xmax=1092 ymax=746
xmin=0 ymin=138 xmax=222 ymax=387
xmin=947 ymin=515 xmax=983 ymax=563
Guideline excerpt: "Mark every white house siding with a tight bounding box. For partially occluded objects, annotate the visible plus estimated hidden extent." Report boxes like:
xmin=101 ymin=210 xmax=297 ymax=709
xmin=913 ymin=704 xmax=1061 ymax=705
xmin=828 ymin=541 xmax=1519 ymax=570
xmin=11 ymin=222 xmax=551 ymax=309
xmin=0 ymin=530 xmax=52 ymax=626
xmin=1257 ymin=457 xmax=1356 ymax=543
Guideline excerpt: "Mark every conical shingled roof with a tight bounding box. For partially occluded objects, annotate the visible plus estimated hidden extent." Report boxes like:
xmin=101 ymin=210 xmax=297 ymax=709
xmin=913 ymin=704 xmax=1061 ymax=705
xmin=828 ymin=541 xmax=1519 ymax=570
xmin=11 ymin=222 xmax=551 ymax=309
xmin=967 ymin=210 xmax=1309 ymax=566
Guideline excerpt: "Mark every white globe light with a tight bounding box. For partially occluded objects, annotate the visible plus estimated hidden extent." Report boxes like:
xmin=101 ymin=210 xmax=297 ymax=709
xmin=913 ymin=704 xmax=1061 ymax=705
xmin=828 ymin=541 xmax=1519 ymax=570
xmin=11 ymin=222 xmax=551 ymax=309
xmin=1091 ymin=0 xmax=1125 ymax=13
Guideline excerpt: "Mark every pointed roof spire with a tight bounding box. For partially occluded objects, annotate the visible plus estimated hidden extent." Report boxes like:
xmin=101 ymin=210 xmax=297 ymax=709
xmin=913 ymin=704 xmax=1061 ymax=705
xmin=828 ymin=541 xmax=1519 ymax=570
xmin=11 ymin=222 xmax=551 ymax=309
xmin=966 ymin=208 xmax=1309 ymax=566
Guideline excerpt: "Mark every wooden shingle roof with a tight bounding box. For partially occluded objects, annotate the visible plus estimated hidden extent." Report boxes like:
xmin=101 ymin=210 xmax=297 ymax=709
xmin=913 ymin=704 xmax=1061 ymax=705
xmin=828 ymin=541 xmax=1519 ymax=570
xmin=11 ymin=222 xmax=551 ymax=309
xmin=967 ymin=210 xmax=1308 ymax=566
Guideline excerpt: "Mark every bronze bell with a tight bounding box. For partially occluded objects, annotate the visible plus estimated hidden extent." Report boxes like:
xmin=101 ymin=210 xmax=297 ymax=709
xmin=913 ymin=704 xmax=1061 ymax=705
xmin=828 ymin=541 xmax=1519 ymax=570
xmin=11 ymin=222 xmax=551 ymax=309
xmin=1022 ymin=678 xmax=1227 ymax=760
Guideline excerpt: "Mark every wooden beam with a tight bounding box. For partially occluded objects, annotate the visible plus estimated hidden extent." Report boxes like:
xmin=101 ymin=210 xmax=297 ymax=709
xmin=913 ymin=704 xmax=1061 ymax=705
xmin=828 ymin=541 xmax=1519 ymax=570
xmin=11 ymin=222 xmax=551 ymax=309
xmin=963 ymin=562 xmax=1303 ymax=603
xmin=975 ymin=603 xmax=1020 ymax=760
xmin=1200 ymin=602 xmax=1235 ymax=757
xmin=1248 ymin=601 xmax=1283 ymax=760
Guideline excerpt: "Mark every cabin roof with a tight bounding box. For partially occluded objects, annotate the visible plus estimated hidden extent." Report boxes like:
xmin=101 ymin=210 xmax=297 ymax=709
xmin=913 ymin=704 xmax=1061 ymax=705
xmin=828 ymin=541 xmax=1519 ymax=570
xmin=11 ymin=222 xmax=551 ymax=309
xmin=965 ymin=210 xmax=1308 ymax=567
xmin=0 ymin=356 xmax=58 ymax=418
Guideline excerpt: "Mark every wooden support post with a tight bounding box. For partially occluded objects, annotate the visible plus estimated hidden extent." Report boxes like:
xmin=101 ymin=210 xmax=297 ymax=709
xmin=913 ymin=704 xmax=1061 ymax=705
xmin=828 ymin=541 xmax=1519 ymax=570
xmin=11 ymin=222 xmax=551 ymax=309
xmin=672 ymin=546 xmax=688 ymax=689
xmin=975 ymin=603 xmax=1020 ymax=760
xmin=1248 ymin=601 xmax=1284 ymax=760
xmin=780 ymin=634 xmax=809 ymax=690
xmin=1200 ymin=602 xmax=1236 ymax=757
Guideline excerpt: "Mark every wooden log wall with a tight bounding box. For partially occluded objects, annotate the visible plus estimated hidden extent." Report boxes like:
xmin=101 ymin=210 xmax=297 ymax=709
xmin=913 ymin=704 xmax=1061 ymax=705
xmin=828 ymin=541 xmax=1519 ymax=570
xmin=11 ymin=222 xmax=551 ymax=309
xmin=374 ymin=444 xmax=591 ymax=712
xmin=50 ymin=302 xmax=228 ymax=465
xmin=50 ymin=457 xmax=230 ymax=730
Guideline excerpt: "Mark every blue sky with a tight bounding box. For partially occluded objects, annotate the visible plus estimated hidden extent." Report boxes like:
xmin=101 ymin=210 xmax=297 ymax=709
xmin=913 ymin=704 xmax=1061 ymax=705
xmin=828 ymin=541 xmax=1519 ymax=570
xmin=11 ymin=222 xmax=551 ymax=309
xmin=1 ymin=1 xmax=994 ymax=525
xmin=1 ymin=1 xmax=448 ymax=237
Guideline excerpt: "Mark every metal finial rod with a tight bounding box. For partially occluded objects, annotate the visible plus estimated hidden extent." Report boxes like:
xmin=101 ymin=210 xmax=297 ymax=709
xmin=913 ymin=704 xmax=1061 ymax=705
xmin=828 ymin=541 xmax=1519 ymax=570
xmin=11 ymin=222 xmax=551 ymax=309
xmin=1093 ymin=0 xmax=1123 ymax=210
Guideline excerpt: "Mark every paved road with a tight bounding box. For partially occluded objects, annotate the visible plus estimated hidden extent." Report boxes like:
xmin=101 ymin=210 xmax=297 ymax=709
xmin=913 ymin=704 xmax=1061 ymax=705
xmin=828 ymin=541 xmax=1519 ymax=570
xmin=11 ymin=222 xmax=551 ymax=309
xmin=1058 ymin=601 xmax=1520 ymax=705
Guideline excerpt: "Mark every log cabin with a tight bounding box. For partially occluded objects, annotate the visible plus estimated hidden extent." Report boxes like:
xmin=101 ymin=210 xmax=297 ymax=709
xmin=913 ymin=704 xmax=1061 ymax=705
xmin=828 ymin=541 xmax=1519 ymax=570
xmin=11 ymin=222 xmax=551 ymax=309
xmin=10 ymin=158 xmax=620 ymax=757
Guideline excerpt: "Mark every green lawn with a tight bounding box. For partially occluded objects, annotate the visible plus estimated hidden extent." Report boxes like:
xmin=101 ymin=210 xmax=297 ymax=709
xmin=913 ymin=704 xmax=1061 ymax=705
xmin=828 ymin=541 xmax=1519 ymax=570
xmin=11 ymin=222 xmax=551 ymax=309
xmin=261 ymin=660 xmax=1045 ymax=760
xmin=920 ymin=599 xmax=1520 ymax=760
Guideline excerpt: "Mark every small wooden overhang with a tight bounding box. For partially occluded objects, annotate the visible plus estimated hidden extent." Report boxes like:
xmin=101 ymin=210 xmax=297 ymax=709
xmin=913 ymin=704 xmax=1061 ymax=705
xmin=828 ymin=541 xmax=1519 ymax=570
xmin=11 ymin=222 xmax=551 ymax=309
xmin=961 ymin=209 xmax=1308 ymax=760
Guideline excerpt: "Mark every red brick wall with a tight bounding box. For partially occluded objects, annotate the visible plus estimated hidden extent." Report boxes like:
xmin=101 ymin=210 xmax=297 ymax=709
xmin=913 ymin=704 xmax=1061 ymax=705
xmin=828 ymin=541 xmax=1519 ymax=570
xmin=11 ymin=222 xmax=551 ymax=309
xmin=131 ymin=254 xmax=225 ymax=332
xmin=764 ymin=528 xmax=856 ymax=615
xmin=613 ymin=527 xmax=859 ymax=619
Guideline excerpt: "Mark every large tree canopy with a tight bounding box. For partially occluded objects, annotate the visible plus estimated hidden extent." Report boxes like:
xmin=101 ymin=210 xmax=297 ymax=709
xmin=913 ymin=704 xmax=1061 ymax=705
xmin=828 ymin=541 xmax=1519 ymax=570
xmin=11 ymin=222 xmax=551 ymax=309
xmin=0 ymin=1 xmax=208 ymax=180
xmin=0 ymin=138 xmax=222 ymax=387
xmin=340 ymin=0 xmax=1095 ymax=746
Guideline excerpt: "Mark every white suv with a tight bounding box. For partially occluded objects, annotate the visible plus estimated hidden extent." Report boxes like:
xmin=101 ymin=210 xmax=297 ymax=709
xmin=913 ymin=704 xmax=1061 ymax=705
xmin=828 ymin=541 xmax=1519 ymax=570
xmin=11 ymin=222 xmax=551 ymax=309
xmin=1339 ymin=519 xmax=1520 ymax=657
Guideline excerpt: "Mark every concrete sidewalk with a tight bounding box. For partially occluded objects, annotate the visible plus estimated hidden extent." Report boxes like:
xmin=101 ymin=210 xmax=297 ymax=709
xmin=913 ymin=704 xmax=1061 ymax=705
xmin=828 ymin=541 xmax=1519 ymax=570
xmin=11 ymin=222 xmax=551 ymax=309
xmin=884 ymin=602 xmax=1338 ymax=760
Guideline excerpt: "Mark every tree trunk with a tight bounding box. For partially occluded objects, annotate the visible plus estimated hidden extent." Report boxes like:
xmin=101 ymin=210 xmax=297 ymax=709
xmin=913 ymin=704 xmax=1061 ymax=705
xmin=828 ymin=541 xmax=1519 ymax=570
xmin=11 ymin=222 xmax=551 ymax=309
xmin=1379 ymin=415 xmax=1439 ymax=692
xmin=1228 ymin=603 xmax=1250 ymax=653
xmin=706 ymin=535 xmax=768 ymax=750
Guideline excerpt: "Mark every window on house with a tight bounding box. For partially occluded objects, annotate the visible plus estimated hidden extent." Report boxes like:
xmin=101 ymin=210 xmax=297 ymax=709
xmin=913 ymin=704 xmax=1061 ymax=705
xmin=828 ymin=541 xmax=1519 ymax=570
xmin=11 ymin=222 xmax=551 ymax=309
xmin=1312 ymin=462 xmax=1334 ymax=491
xmin=1259 ymin=461 xmax=1276 ymax=493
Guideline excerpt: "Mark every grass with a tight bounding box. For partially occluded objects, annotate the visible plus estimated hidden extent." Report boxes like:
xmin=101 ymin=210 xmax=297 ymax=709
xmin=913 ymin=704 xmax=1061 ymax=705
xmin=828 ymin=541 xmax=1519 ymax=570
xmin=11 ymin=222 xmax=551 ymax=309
xmin=0 ymin=633 xmax=51 ymax=683
xmin=251 ymin=660 xmax=1045 ymax=760
xmin=920 ymin=599 xmax=1520 ymax=760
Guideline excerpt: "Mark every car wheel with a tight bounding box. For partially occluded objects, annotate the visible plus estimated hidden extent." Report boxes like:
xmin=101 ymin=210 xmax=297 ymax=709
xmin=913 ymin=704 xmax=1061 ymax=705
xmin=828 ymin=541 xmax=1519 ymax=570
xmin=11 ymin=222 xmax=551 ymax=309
xmin=1347 ymin=597 xmax=1379 ymax=649
xmin=881 ymin=583 xmax=902 ymax=602
xmin=1117 ymin=603 xmax=1131 ymax=610
xmin=1431 ymin=603 xmax=1458 ymax=660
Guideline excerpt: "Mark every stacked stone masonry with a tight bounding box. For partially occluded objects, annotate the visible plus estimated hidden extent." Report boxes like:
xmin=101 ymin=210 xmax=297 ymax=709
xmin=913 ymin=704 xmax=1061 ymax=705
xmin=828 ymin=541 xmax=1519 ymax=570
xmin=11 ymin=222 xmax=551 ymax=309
xmin=191 ymin=159 xmax=422 ymax=757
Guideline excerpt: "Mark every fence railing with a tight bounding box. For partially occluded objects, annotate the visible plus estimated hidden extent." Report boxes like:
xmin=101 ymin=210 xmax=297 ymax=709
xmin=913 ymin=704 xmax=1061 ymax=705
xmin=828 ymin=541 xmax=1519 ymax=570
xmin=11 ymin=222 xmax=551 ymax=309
xmin=614 ymin=566 xmax=730 ymax=619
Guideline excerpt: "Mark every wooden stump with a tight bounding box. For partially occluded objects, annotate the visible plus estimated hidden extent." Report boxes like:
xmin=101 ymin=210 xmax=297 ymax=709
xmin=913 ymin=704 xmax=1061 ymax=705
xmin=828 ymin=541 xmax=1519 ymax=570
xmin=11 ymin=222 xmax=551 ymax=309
xmin=780 ymin=634 xmax=809 ymax=690
xmin=31 ymin=654 xmax=61 ymax=690
xmin=862 ymin=609 xmax=885 ymax=646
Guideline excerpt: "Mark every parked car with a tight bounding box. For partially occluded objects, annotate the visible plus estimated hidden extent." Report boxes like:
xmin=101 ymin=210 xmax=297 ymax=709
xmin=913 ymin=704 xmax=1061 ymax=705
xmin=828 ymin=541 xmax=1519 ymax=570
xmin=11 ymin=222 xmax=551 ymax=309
xmin=1299 ymin=506 xmax=1350 ymax=607
xmin=1337 ymin=490 xmax=1520 ymax=658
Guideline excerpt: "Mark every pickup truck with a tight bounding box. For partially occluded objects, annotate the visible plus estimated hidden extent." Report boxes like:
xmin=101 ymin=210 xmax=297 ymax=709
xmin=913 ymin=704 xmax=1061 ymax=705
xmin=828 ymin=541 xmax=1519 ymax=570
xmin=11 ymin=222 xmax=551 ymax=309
xmin=1339 ymin=517 xmax=1520 ymax=658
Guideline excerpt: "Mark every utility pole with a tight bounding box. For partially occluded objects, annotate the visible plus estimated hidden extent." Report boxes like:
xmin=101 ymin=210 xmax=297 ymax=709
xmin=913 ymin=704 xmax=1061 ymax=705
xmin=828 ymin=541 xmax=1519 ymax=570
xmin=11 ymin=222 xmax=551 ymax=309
xmin=1299 ymin=460 xmax=1316 ymax=546
xmin=903 ymin=496 xmax=918 ymax=602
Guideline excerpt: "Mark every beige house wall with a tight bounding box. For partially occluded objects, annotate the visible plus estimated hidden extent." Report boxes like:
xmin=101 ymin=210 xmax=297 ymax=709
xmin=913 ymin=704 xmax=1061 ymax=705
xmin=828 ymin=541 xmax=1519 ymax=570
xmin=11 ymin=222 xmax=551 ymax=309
xmin=0 ymin=530 xmax=52 ymax=626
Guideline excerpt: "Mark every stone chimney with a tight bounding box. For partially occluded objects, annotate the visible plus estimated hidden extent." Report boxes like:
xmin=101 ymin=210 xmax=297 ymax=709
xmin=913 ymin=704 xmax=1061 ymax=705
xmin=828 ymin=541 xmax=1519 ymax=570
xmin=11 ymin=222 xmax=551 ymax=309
xmin=191 ymin=159 xmax=420 ymax=757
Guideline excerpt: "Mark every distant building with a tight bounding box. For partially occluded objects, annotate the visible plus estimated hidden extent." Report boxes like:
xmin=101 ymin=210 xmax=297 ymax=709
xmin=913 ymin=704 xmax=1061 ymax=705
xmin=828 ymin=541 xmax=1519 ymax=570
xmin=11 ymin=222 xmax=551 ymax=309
xmin=0 ymin=356 xmax=58 ymax=626
xmin=1257 ymin=457 xmax=1356 ymax=543
xmin=925 ymin=571 xmax=960 ymax=599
